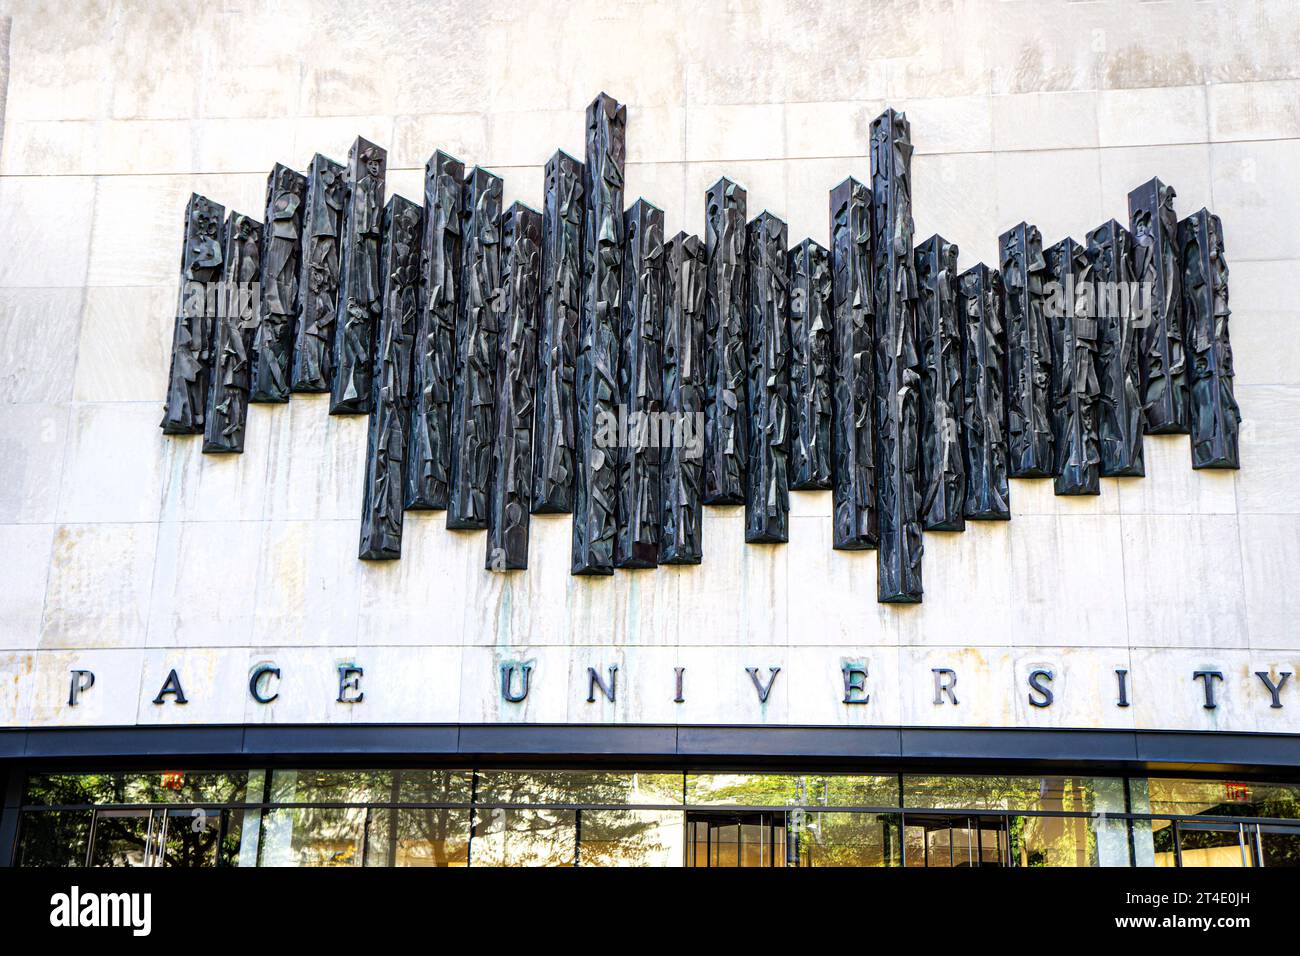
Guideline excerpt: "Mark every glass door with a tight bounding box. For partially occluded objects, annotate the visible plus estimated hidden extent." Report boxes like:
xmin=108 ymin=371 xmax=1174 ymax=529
xmin=903 ymin=814 xmax=1009 ymax=867
xmin=88 ymin=809 xmax=165 ymax=867
xmin=1176 ymin=820 xmax=1257 ymax=867
xmin=88 ymin=807 xmax=228 ymax=867
xmin=686 ymin=812 xmax=787 ymax=867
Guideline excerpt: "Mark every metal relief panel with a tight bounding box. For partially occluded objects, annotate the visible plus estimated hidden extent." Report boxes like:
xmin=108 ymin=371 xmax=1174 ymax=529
xmin=958 ymin=263 xmax=1009 ymax=521
xmin=828 ymin=177 xmax=876 ymax=551
xmin=572 ymin=92 xmax=625 ymax=574
xmin=532 ymin=150 xmax=585 ymax=515
xmin=1045 ymin=237 xmax=1101 ymax=496
xmin=869 ymin=108 xmax=923 ymax=603
xmin=788 ymin=238 xmax=832 ymax=491
xmin=1128 ymin=176 xmax=1189 ymax=435
xmin=745 ymin=212 xmax=791 ymax=544
xmin=616 ymin=199 xmax=665 ymax=568
xmin=703 ymin=177 xmax=748 ymax=506
xmin=331 ymin=137 xmax=387 ymax=415
xmin=290 ymin=153 xmax=346 ymax=394
xmin=161 ymin=193 xmax=225 ymax=434
xmin=1086 ymin=220 xmax=1145 ymax=478
xmin=1178 ymin=208 xmax=1241 ymax=470
xmin=406 ymin=150 xmax=465 ymax=511
xmin=914 ymin=234 xmax=965 ymax=531
xmin=661 ymin=232 xmax=706 ymax=565
xmin=203 ymin=211 xmax=262 ymax=453
xmin=250 ymin=163 xmax=307 ymax=403
xmin=448 ymin=166 xmax=504 ymax=531
xmin=999 ymin=221 xmax=1054 ymax=478
xmin=359 ymin=196 xmax=422 ymax=560
xmin=486 ymin=203 xmax=543 ymax=570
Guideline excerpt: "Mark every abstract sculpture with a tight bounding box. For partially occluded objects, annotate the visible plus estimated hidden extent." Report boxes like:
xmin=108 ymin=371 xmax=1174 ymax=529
xmin=405 ymin=150 xmax=464 ymax=511
xmin=915 ymin=234 xmax=965 ymax=530
xmin=616 ymin=199 xmax=664 ymax=568
xmin=486 ymin=202 xmax=543 ymax=570
xmin=533 ymin=150 xmax=585 ymax=515
xmin=203 ymin=211 xmax=262 ymax=453
xmin=359 ymin=196 xmax=422 ymax=560
xmin=745 ymin=212 xmax=791 ymax=544
xmin=999 ymin=222 xmax=1054 ymax=478
xmin=869 ymin=109 xmax=923 ymax=603
xmin=958 ymin=264 xmax=1010 ymax=520
xmin=448 ymin=166 xmax=503 ymax=531
xmin=330 ymin=138 xmax=387 ymax=415
xmin=828 ymin=177 xmax=876 ymax=550
xmin=290 ymin=153 xmax=345 ymax=393
xmin=703 ymin=177 xmax=748 ymax=506
xmin=250 ymin=164 xmax=306 ymax=403
xmin=1045 ymin=237 xmax=1101 ymax=496
xmin=1129 ymin=177 xmax=1188 ymax=435
xmin=161 ymin=96 xmax=1242 ymax=603
xmin=661 ymin=232 xmax=706 ymax=565
xmin=161 ymin=193 xmax=225 ymax=434
xmin=1086 ymin=220 xmax=1145 ymax=477
xmin=788 ymin=238 xmax=832 ymax=491
xmin=572 ymin=92 xmax=625 ymax=574
xmin=1178 ymin=208 xmax=1240 ymax=469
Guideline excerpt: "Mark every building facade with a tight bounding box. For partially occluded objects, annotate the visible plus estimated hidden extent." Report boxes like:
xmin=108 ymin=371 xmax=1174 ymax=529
xmin=2 ymin=0 xmax=1300 ymax=867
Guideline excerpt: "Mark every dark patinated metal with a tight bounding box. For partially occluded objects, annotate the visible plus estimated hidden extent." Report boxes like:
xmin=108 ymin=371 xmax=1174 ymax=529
xmin=1086 ymin=219 xmax=1145 ymax=478
xmin=958 ymin=263 xmax=1009 ymax=521
xmin=250 ymin=163 xmax=306 ymax=403
xmin=915 ymin=234 xmax=965 ymax=530
xmin=331 ymin=137 xmax=387 ymax=415
xmin=703 ymin=177 xmax=748 ymax=506
xmin=161 ymin=193 xmax=225 ymax=434
xmin=290 ymin=153 xmax=346 ymax=394
xmin=788 ymin=238 xmax=832 ymax=491
xmin=661 ymin=232 xmax=707 ymax=565
xmin=745 ymin=211 xmax=791 ymax=545
xmin=359 ymin=196 xmax=422 ymax=560
xmin=1000 ymin=221 xmax=1054 ymax=478
xmin=1045 ymin=236 xmax=1101 ymax=496
xmin=203 ymin=210 xmax=262 ymax=453
xmin=1129 ymin=176 xmax=1188 ymax=435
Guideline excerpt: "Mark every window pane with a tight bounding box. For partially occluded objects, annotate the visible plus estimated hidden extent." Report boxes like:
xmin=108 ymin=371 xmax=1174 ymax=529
xmin=1178 ymin=824 xmax=1253 ymax=867
xmin=578 ymin=809 xmax=684 ymax=866
xmin=396 ymin=770 xmax=474 ymax=804
xmin=1010 ymin=814 xmax=1121 ymax=867
xmin=473 ymin=770 xmax=681 ymax=806
xmin=903 ymin=775 xmax=1124 ymax=813
xmin=685 ymin=773 xmax=897 ymax=807
xmin=23 ymin=771 xmax=252 ymax=806
xmin=268 ymin=770 xmax=393 ymax=804
xmin=796 ymin=812 xmax=900 ymax=867
xmin=17 ymin=810 xmax=92 ymax=866
xmin=392 ymin=809 xmax=471 ymax=866
xmin=471 ymin=808 xmax=576 ymax=866
xmin=257 ymin=807 xmax=369 ymax=866
xmin=1141 ymin=777 xmax=1300 ymax=819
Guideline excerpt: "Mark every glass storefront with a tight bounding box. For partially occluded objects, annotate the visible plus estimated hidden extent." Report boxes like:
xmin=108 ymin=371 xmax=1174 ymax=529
xmin=14 ymin=768 xmax=1300 ymax=867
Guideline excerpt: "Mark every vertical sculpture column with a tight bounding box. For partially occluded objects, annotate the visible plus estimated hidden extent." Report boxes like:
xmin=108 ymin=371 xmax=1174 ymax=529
xmin=1129 ymin=176 xmax=1188 ymax=434
xmin=250 ymin=163 xmax=306 ymax=403
xmin=486 ymin=202 xmax=543 ymax=570
xmin=958 ymin=264 xmax=1009 ymax=520
xmin=703 ymin=177 xmax=748 ymax=505
xmin=448 ymin=166 xmax=504 ymax=530
xmin=869 ymin=109 xmax=923 ymax=603
xmin=661 ymin=232 xmax=706 ymax=565
xmin=203 ymin=211 xmax=262 ymax=453
xmin=1178 ymin=208 xmax=1241 ymax=469
xmin=291 ymin=154 xmax=346 ymax=393
xmin=828 ymin=177 xmax=876 ymax=550
xmin=572 ymin=92 xmax=625 ymax=574
xmin=406 ymin=150 xmax=464 ymax=511
xmin=359 ymin=196 xmax=422 ymax=560
xmin=744 ymin=212 xmax=791 ymax=544
xmin=1045 ymin=237 xmax=1101 ymax=496
xmin=616 ymin=199 xmax=664 ymax=568
xmin=331 ymin=137 xmax=387 ymax=414
xmin=161 ymin=193 xmax=225 ymax=434
xmin=532 ymin=150 xmax=585 ymax=514
xmin=914 ymin=234 xmax=965 ymax=530
xmin=1086 ymin=220 xmax=1145 ymax=477
xmin=999 ymin=222 xmax=1054 ymax=477
xmin=788 ymin=238 xmax=832 ymax=491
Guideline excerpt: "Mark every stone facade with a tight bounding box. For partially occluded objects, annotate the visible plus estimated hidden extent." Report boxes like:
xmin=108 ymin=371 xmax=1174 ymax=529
xmin=1 ymin=0 xmax=1298 ymax=733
